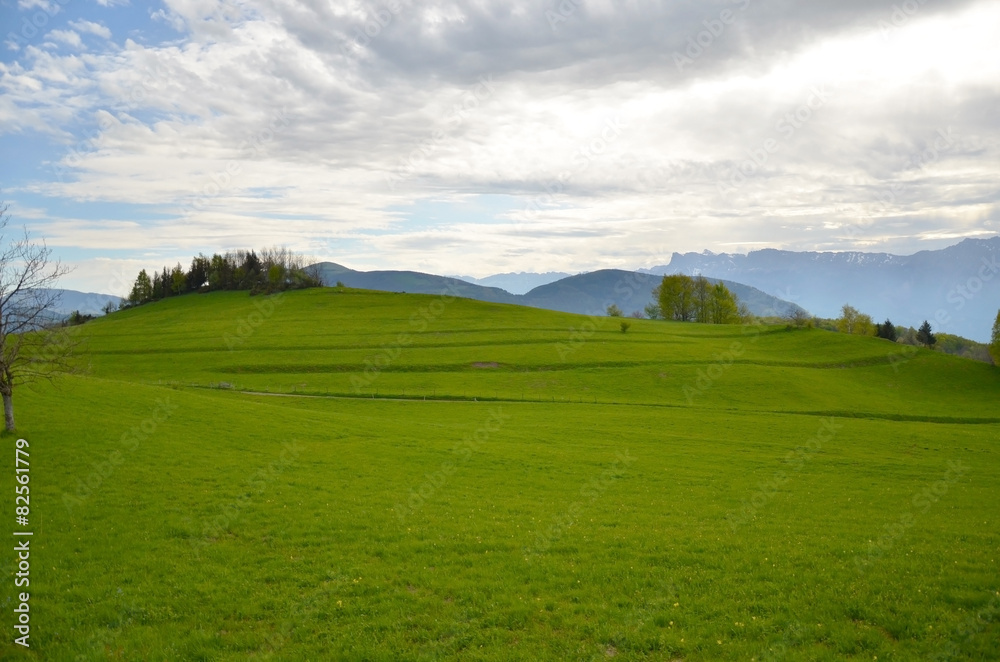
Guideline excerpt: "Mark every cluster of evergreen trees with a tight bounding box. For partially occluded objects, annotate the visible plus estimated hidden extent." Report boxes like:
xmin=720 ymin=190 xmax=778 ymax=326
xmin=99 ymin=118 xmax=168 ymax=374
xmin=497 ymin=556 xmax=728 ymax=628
xmin=837 ymin=305 xmax=939 ymax=346
xmin=126 ymin=247 xmax=321 ymax=307
xmin=836 ymin=304 xmax=1000 ymax=365
xmin=651 ymin=275 xmax=746 ymax=324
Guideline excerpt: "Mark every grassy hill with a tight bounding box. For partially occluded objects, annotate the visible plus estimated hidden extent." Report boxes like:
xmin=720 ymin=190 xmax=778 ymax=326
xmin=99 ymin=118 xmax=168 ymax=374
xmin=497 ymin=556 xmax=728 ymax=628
xmin=4 ymin=289 xmax=998 ymax=660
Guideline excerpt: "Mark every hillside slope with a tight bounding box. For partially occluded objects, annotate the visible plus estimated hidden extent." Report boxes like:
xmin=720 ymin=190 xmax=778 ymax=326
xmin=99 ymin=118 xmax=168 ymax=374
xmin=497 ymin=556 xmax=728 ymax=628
xmin=78 ymin=289 xmax=997 ymax=419
xmin=8 ymin=289 xmax=997 ymax=661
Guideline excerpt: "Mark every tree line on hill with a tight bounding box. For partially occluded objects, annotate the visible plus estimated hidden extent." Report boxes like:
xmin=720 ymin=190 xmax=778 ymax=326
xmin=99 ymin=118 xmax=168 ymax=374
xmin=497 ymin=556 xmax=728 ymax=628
xmin=124 ymin=248 xmax=322 ymax=307
xmin=117 ymin=255 xmax=1000 ymax=366
xmin=633 ymin=272 xmax=1000 ymax=366
xmin=831 ymin=303 xmax=1000 ymax=365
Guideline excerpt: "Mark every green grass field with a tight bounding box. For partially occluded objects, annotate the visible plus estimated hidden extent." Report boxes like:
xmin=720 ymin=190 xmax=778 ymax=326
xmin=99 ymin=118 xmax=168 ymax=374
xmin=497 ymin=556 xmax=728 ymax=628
xmin=3 ymin=288 xmax=999 ymax=660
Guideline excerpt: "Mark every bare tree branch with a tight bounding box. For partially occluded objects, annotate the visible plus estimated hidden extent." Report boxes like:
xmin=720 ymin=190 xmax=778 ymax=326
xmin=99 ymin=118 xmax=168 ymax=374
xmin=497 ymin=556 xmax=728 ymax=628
xmin=0 ymin=200 xmax=79 ymax=431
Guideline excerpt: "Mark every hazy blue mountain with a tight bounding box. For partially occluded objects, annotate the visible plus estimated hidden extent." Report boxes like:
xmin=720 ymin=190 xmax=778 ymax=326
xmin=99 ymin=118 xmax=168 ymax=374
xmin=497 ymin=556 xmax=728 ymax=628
xmin=311 ymin=263 xmax=804 ymax=319
xmin=640 ymin=237 xmax=1000 ymax=341
xmin=520 ymin=270 xmax=806 ymax=318
xmin=450 ymin=272 xmax=573 ymax=295
xmin=311 ymin=263 xmax=519 ymax=304
xmin=47 ymin=289 xmax=122 ymax=316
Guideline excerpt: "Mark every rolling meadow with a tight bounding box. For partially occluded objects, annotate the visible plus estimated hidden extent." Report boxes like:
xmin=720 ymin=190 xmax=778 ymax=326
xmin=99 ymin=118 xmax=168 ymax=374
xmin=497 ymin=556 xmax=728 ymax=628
xmin=3 ymin=287 xmax=999 ymax=660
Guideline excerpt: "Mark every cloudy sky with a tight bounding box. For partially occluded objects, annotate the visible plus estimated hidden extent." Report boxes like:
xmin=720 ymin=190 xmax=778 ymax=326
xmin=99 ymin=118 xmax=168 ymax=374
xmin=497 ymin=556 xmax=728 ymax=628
xmin=2 ymin=0 xmax=999 ymax=294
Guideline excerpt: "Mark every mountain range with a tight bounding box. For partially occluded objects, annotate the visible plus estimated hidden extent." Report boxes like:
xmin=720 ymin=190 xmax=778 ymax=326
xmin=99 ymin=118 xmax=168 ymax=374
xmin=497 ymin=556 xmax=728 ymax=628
xmin=30 ymin=289 xmax=122 ymax=318
xmin=310 ymin=263 xmax=805 ymax=319
xmin=448 ymin=272 xmax=572 ymax=295
xmin=639 ymin=237 xmax=1000 ymax=342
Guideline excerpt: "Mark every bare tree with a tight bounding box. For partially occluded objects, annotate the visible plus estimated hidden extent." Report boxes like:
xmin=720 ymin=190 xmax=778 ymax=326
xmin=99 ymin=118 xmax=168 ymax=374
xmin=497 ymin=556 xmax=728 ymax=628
xmin=0 ymin=201 xmax=76 ymax=431
xmin=785 ymin=307 xmax=812 ymax=328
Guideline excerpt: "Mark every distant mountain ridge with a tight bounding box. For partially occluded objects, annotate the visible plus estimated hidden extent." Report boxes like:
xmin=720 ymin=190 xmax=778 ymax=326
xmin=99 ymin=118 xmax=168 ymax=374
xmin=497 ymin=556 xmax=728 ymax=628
xmin=523 ymin=270 xmax=805 ymax=318
xmin=41 ymin=289 xmax=122 ymax=316
xmin=309 ymin=263 xmax=804 ymax=319
xmin=449 ymin=272 xmax=573 ymax=295
xmin=639 ymin=237 xmax=1000 ymax=341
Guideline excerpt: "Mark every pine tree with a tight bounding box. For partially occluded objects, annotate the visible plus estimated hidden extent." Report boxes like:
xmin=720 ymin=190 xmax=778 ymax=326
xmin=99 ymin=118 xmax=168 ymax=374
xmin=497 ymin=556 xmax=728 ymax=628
xmin=875 ymin=318 xmax=898 ymax=342
xmin=916 ymin=320 xmax=936 ymax=347
xmin=128 ymin=270 xmax=153 ymax=305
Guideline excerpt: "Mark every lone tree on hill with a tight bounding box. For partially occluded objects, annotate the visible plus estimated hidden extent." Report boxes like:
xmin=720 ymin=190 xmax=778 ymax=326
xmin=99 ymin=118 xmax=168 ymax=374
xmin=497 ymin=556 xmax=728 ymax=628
xmin=128 ymin=269 xmax=153 ymax=305
xmin=606 ymin=304 xmax=623 ymax=317
xmin=916 ymin=320 xmax=937 ymax=348
xmin=837 ymin=304 xmax=874 ymax=336
xmin=990 ymin=309 xmax=1000 ymax=365
xmin=785 ymin=308 xmax=811 ymax=328
xmin=0 ymin=201 xmax=76 ymax=431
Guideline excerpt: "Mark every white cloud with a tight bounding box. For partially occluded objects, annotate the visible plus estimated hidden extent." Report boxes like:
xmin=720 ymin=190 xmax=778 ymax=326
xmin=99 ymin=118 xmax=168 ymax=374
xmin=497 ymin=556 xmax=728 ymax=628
xmin=68 ymin=19 xmax=112 ymax=40
xmin=18 ymin=0 xmax=56 ymax=10
xmin=4 ymin=0 xmax=1000 ymax=282
xmin=46 ymin=30 xmax=84 ymax=49
xmin=149 ymin=9 xmax=187 ymax=33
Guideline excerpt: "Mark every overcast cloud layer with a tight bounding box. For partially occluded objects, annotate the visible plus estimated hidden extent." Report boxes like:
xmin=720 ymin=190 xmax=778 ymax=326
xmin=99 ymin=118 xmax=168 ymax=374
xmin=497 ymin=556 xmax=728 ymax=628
xmin=2 ymin=0 xmax=999 ymax=293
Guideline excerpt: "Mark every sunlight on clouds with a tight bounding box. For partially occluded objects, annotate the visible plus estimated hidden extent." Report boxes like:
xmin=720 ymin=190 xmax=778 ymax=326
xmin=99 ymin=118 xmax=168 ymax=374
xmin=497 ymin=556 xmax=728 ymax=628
xmin=1 ymin=0 xmax=998 ymax=286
